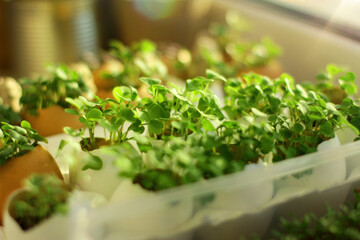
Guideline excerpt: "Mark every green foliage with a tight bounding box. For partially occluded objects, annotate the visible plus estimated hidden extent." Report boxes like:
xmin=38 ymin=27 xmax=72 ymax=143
xmin=0 ymin=103 xmax=21 ymax=125
xmin=304 ymin=63 xmax=358 ymax=104
xmin=30 ymin=28 xmax=352 ymax=194
xmin=114 ymin=131 xmax=250 ymax=191
xmin=222 ymin=68 xmax=356 ymax=162
xmin=64 ymin=87 xmax=144 ymax=153
xmin=82 ymin=153 xmax=103 ymax=171
xmin=136 ymin=71 xmax=225 ymax=138
xmin=133 ymin=169 xmax=181 ymax=192
xmin=198 ymin=12 xmax=282 ymax=78
xmin=10 ymin=174 xmax=70 ymax=230
xmin=20 ymin=64 xmax=92 ymax=115
xmin=339 ymin=98 xmax=360 ymax=139
xmin=100 ymin=141 xmax=142 ymax=179
xmin=270 ymin=191 xmax=360 ymax=240
xmin=107 ymin=39 xmax=168 ymax=87
xmin=62 ymin=62 xmax=360 ymax=191
xmin=0 ymin=121 xmax=47 ymax=166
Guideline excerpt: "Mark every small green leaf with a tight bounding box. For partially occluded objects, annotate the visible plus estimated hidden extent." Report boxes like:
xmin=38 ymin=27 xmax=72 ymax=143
xmin=280 ymin=128 xmax=292 ymax=139
xmin=339 ymin=72 xmax=355 ymax=82
xmin=260 ymin=136 xmax=274 ymax=153
xmin=148 ymin=104 xmax=166 ymax=119
xmin=98 ymin=119 xmax=117 ymax=132
xmin=268 ymin=96 xmax=281 ymax=110
xmin=206 ymin=69 xmax=226 ymax=82
xmin=284 ymin=146 xmax=297 ymax=159
xmin=2 ymin=124 xmax=14 ymax=131
xmin=148 ymin=119 xmax=164 ymax=135
xmin=340 ymin=82 xmax=357 ymax=95
xmin=113 ymin=86 xmax=138 ymax=102
xmin=152 ymin=84 xmax=167 ymax=93
xmin=341 ymin=97 xmax=353 ymax=107
xmin=119 ymin=108 xmax=136 ymax=122
xmin=79 ymin=117 xmax=88 ymax=125
xmin=58 ymin=140 xmax=68 ymax=151
xmin=185 ymin=77 xmax=212 ymax=92
xmin=31 ymin=134 xmax=48 ymax=144
xmin=284 ymin=75 xmax=295 ymax=95
xmin=140 ymin=77 xmax=161 ymax=86
xmin=140 ymin=112 xmax=151 ymax=122
xmin=138 ymin=39 xmax=156 ymax=52
xmin=186 ymin=106 xmax=202 ymax=119
xmin=133 ymin=133 xmax=152 ymax=153
xmin=129 ymin=121 xmax=145 ymax=134
xmin=65 ymin=108 xmax=79 ymax=116
xmin=79 ymin=96 xmax=98 ymax=107
xmin=114 ymin=118 xmax=125 ymax=128
xmin=198 ymin=96 xmax=210 ymax=112
xmin=292 ymin=123 xmax=304 ymax=133
xmin=327 ymin=64 xmax=345 ymax=76
xmin=348 ymin=105 xmax=360 ymax=116
xmin=63 ymin=127 xmax=81 ymax=137
xmin=168 ymin=88 xmax=190 ymax=104
xmin=318 ymin=97 xmax=327 ymax=108
xmin=0 ymin=146 xmax=15 ymax=161
xmin=102 ymin=109 xmax=116 ymax=117
xmin=56 ymin=67 xmax=68 ymax=80
xmin=8 ymin=129 xmax=27 ymax=143
xmin=251 ymin=108 xmax=268 ymax=117
xmin=82 ymin=153 xmax=103 ymax=171
xmin=316 ymin=73 xmax=330 ymax=81
xmin=326 ymin=102 xmax=338 ymax=113
xmin=308 ymin=91 xmax=318 ymax=100
xmin=173 ymin=120 xmax=186 ymax=130
xmin=135 ymin=59 xmax=152 ymax=76
xmin=319 ymin=121 xmax=334 ymax=137
xmin=298 ymin=101 xmax=309 ymax=115
xmin=128 ymin=86 xmax=138 ymax=101
xmin=21 ymin=145 xmax=35 ymax=151
xmin=86 ymin=109 xmax=102 ymax=121
xmin=153 ymin=59 xmax=167 ymax=78
xmin=309 ymin=114 xmax=324 ymax=121
xmin=296 ymin=85 xmax=309 ymax=99
xmin=201 ymin=118 xmax=215 ymax=131
xmin=13 ymin=126 xmax=27 ymax=135
xmin=65 ymin=97 xmax=82 ymax=109
xmin=114 ymin=155 xmax=133 ymax=172
xmin=20 ymin=120 xmax=32 ymax=129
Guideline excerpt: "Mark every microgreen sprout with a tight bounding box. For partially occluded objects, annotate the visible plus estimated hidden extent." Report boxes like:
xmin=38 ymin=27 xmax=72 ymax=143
xmin=0 ymin=121 xmax=47 ymax=166
xmin=197 ymin=12 xmax=282 ymax=78
xmin=64 ymin=86 xmax=143 ymax=150
xmin=9 ymin=174 xmax=70 ymax=230
xmin=0 ymin=102 xmax=21 ymax=125
xmin=269 ymin=191 xmax=360 ymax=240
xmin=20 ymin=64 xmax=92 ymax=115
xmin=105 ymin=39 xmax=168 ymax=87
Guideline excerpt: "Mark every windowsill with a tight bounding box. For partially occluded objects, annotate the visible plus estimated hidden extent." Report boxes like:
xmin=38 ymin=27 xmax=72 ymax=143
xmin=239 ymin=0 xmax=360 ymax=41
xmin=261 ymin=0 xmax=360 ymax=29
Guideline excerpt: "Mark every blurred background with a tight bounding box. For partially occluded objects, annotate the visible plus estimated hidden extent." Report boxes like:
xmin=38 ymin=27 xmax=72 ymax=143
xmin=0 ymin=0 xmax=360 ymax=80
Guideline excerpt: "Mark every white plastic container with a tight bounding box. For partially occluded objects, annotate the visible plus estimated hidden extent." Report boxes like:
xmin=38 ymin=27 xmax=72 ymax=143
xmin=81 ymin=140 xmax=360 ymax=239
xmin=274 ymin=136 xmax=346 ymax=199
xmin=106 ymin=180 xmax=193 ymax=240
xmin=73 ymin=148 xmax=123 ymax=200
xmin=195 ymin=163 xmax=274 ymax=240
xmin=2 ymin=189 xmax=107 ymax=240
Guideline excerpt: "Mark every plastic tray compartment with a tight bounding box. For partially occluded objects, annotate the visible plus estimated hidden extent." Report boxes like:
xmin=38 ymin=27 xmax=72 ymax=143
xmin=67 ymin=140 xmax=360 ymax=240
